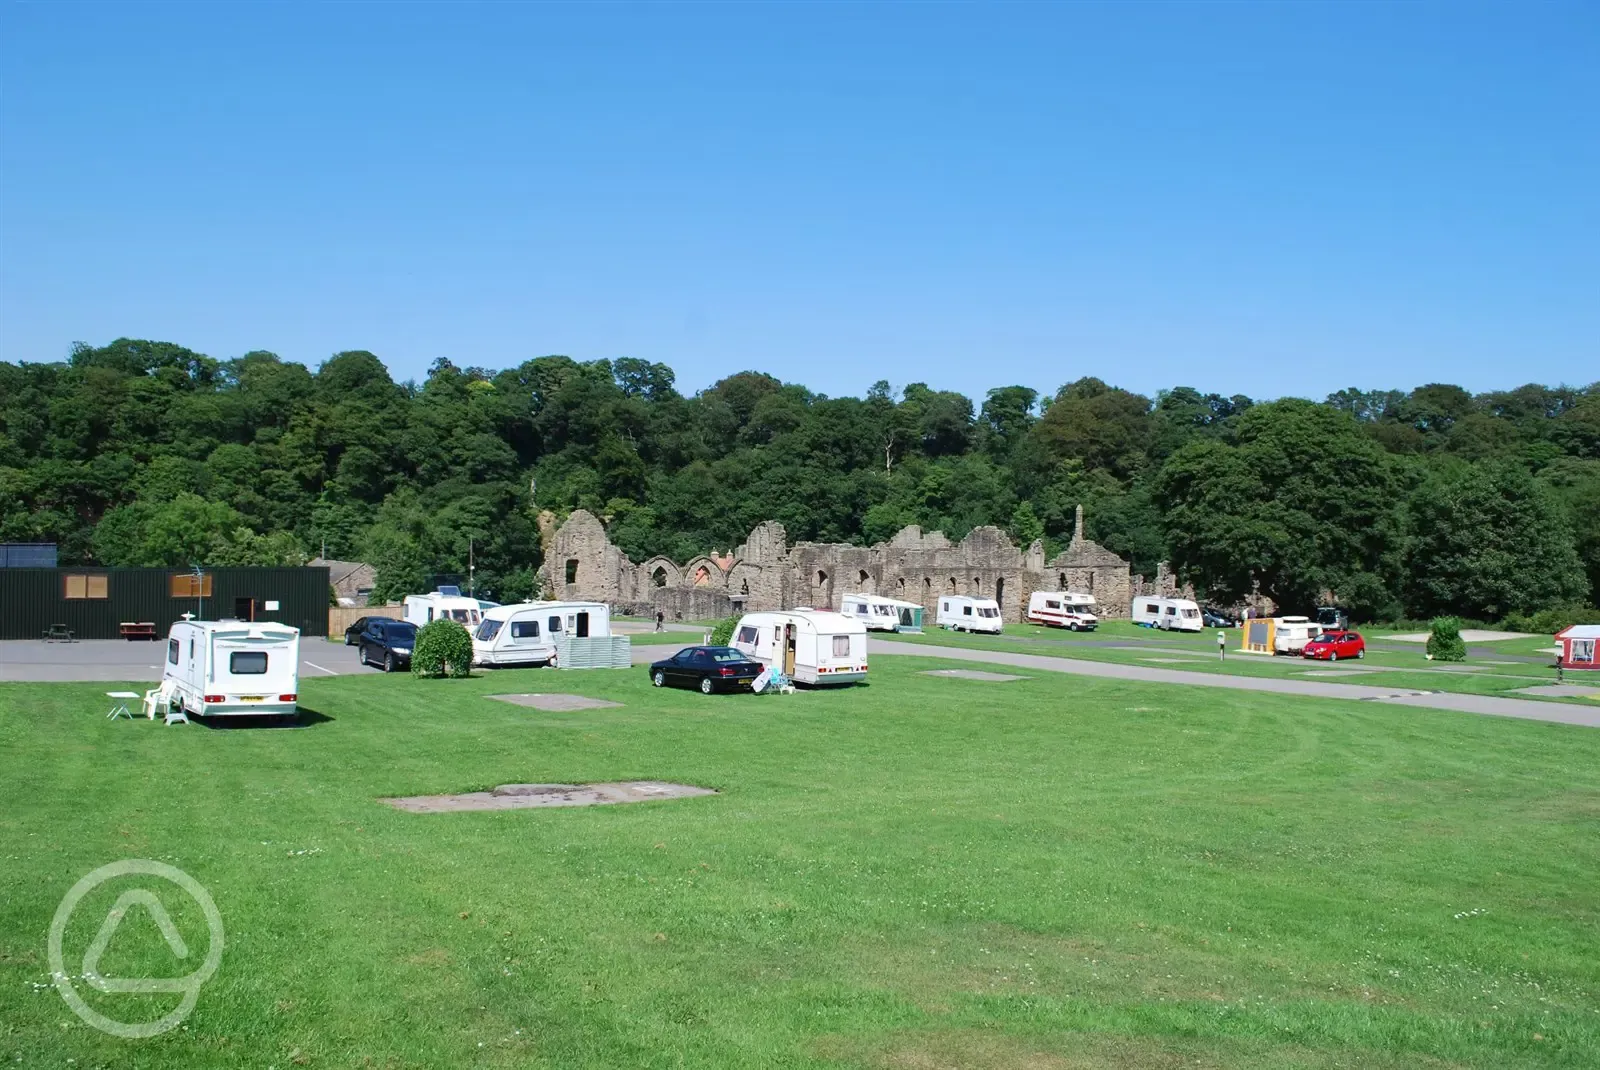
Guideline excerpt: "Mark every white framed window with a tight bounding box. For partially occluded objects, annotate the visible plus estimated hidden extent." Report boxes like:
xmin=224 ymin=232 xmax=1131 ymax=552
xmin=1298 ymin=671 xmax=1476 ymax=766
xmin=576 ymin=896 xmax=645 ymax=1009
xmin=832 ymin=635 xmax=850 ymax=657
xmin=1574 ymin=639 xmax=1596 ymax=664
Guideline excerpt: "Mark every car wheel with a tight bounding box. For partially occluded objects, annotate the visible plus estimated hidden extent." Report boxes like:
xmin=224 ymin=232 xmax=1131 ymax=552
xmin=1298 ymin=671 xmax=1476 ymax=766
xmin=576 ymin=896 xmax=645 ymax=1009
xmin=1356 ymin=649 xmax=1365 ymax=660
xmin=653 ymin=671 xmax=666 ymax=687
xmin=385 ymin=653 xmax=395 ymax=672
xmin=360 ymin=647 xmax=370 ymax=667
xmin=1329 ymin=651 xmax=1338 ymax=662
xmin=1068 ymin=623 xmax=1079 ymax=632
xmin=700 ymin=677 xmax=714 ymax=695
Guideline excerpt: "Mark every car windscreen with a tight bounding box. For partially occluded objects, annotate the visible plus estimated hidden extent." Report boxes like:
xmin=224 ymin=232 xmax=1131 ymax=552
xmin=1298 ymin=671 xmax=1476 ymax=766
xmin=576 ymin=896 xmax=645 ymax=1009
xmin=387 ymin=623 xmax=417 ymax=639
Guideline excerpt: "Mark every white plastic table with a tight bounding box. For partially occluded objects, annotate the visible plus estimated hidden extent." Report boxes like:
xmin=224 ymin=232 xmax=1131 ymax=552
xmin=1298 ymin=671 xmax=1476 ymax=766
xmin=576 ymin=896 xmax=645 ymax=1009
xmin=105 ymin=691 xmax=140 ymax=719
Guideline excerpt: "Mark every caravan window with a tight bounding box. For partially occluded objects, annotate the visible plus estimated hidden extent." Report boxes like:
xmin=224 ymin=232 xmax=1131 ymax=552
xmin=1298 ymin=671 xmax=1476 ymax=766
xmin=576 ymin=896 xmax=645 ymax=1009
xmin=979 ymin=607 xmax=998 ymax=618
xmin=1046 ymin=600 xmax=1060 ymax=610
xmin=736 ymin=626 xmax=758 ymax=645
xmin=167 ymin=639 xmax=179 ymax=665
xmin=548 ymin=616 xmax=562 ymax=633
xmin=831 ymin=635 xmax=850 ymax=657
xmin=511 ymin=620 xmax=540 ymax=639
xmin=852 ymin=603 xmax=867 ymax=615
xmin=230 ymin=651 xmax=268 ymax=675
xmin=1165 ymin=606 xmax=1176 ymax=616
xmin=476 ymin=620 xmax=502 ymax=641
xmin=1182 ymin=608 xmax=1199 ymax=619
xmin=963 ymin=605 xmax=973 ymax=616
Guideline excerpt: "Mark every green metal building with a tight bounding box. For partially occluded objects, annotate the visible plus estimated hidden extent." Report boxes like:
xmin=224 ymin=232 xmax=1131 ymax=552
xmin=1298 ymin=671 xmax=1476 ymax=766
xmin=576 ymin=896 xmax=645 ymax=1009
xmin=0 ymin=567 xmax=331 ymax=640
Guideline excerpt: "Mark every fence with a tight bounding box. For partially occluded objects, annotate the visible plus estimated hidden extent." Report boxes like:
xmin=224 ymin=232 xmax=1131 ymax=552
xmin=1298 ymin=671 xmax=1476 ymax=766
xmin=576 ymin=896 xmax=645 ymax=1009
xmin=328 ymin=604 xmax=404 ymax=637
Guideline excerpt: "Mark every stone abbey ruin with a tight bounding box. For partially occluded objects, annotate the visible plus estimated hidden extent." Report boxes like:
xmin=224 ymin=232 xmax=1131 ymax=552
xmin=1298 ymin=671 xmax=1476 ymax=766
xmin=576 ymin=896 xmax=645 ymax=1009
xmin=541 ymin=505 xmax=1190 ymax=622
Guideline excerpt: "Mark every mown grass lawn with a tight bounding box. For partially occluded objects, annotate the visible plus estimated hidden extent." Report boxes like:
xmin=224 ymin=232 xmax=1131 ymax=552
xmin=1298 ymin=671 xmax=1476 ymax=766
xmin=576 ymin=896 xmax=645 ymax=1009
xmin=887 ymin=624 xmax=1579 ymax=704
xmin=2 ymin=660 xmax=1597 ymax=1068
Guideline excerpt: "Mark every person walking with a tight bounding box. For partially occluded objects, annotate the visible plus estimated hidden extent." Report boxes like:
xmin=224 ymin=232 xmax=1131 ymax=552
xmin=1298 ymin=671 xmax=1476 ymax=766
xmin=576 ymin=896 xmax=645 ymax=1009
xmin=655 ymin=611 xmax=664 ymax=633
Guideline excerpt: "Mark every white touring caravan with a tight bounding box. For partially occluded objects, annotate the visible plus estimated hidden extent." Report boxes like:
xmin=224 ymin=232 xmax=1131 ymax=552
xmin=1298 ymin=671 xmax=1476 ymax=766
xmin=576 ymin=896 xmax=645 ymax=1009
xmin=728 ymin=610 xmax=868 ymax=686
xmin=1132 ymin=596 xmax=1204 ymax=633
xmin=840 ymin=594 xmax=926 ymax=633
xmin=162 ymin=620 xmax=300 ymax=717
xmin=403 ymin=586 xmax=483 ymax=628
xmin=1272 ymin=615 xmax=1324 ymax=655
xmin=472 ymin=601 xmax=611 ymax=667
xmin=1025 ymin=591 xmax=1099 ymax=631
xmin=937 ymin=595 xmax=1003 ymax=634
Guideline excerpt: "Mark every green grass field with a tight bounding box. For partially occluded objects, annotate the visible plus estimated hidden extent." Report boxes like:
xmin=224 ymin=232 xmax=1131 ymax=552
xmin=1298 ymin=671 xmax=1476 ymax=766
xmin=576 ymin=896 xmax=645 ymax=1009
xmin=3 ymin=660 xmax=1597 ymax=1068
xmin=885 ymin=623 xmax=1583 ymax=704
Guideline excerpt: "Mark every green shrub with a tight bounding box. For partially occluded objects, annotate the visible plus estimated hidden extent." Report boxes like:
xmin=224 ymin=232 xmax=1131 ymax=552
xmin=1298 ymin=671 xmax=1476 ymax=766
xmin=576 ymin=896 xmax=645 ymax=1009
xmin=1502 ymin=603 xmax=1600 ymax=635
xmin=708 ymin=614 xmax=741 ymax=647
xmin=411 ymin=619 xmax=475 ymax=678
xmin=1426 ymin=616 xmax=1467 ymax=662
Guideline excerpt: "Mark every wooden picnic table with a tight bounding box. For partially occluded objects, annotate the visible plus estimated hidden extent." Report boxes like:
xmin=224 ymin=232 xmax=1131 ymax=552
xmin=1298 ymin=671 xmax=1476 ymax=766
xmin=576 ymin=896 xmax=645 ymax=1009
xmin=119 ymin=622 xmax=158 ymax=641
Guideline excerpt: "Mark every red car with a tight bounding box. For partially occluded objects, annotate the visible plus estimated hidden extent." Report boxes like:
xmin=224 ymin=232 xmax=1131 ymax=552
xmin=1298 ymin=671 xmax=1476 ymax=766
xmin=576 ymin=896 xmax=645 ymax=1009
xmin=1302 ymin=630 xmax=1366 ymax=661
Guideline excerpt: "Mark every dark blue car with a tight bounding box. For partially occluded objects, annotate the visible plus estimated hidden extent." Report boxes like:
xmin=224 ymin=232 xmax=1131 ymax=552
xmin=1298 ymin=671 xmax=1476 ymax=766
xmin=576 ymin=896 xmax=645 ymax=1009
xmin=358 ymin=619 xmax=418 ymax=672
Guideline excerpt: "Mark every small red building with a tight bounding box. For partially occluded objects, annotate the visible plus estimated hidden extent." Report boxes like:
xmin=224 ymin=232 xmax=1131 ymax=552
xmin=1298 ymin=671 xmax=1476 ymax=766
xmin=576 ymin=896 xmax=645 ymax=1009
xmin=1554 ymin=624 xmax=1600 ymax=671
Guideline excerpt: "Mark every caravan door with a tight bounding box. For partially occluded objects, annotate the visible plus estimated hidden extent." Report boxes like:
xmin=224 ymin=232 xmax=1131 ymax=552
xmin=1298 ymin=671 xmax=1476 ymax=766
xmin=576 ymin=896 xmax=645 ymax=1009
xmin=783 ymin=624 xmax=797 ymax=675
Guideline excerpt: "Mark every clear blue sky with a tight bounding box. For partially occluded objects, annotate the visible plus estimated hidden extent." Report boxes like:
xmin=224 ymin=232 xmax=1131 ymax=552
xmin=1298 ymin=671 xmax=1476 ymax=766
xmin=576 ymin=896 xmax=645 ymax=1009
xmin=1 ymin=2 xmax=1595 ymax=404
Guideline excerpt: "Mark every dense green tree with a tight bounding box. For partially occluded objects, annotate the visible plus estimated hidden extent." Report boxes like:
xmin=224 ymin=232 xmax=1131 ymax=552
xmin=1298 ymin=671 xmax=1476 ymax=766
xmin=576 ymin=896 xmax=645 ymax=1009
xmin=3 ymin=338 xmax=1595 ymax=620
xmin=1401 ymin=463 xmax=1588 ymax=619
xmin=1154 ymin=400 xmax=1398 ymax=610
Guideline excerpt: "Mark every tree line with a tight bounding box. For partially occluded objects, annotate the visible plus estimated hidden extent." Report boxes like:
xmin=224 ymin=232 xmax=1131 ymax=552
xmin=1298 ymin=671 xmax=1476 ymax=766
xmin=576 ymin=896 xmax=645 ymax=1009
xmin=2 ymin=339 xmax=1596 ymax=624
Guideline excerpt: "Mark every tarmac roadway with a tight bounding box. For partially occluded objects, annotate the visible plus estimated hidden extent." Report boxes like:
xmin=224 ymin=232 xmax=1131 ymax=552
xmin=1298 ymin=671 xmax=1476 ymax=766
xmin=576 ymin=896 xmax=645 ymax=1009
xmin=5 ymin=636 xmax=1595 ymax=731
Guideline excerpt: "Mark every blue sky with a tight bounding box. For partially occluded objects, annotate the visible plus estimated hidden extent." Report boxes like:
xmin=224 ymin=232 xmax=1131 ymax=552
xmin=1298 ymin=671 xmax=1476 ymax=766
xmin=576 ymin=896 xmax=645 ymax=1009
xmin=1 ymin=2 xmax=1595 ymax=404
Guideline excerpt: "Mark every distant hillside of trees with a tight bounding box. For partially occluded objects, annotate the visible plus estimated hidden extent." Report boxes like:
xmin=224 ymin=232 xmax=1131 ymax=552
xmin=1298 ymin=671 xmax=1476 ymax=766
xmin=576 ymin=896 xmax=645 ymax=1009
xmin=3 ymin=339 xmax=1597 ymax=623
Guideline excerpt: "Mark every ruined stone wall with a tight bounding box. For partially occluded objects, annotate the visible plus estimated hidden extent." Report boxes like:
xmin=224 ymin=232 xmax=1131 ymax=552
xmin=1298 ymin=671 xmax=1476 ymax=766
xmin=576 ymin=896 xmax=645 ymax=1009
xmin=542 ymin=507 xmax=1136 ymax=623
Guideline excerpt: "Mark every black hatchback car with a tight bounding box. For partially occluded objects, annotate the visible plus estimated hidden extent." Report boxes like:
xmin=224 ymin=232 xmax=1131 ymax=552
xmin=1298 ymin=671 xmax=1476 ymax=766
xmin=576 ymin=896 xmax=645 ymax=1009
xmin=648 ymin=646 xmax=763 ymax=694
xmin=358 ymin=619 xmax=418 ymax=672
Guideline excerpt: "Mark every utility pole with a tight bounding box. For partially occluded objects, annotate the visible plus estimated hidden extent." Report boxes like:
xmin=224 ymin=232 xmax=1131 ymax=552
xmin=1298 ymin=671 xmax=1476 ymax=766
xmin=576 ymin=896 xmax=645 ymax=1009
xmin=193 ymin=564 xmax=205 ymax=621
xmin=469 ymin=538 xmax=475 ymax=597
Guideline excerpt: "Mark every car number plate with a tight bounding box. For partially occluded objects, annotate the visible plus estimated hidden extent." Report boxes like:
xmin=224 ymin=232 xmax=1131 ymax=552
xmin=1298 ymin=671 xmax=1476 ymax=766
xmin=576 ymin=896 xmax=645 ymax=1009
xmin=239 ymin=696 xmax=264 ymax=702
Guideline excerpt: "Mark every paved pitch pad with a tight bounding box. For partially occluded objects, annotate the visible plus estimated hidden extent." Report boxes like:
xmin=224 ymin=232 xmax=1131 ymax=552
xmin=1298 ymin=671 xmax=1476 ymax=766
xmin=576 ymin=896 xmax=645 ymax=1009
xmin=920 ymin=669 xmax=1029 ymax=682
xmin=488 ymin=693 xmax=623 ymax=711
xmin=1297 ymin=669 xmax=1379 ymax=677
xmin=1511 ymin=684 xmax=1600 ymax=699
xmin=383 ymin=781 xmax=716 ymax=812
xmin=1141 ymin=657 xmax=1205 ymax=664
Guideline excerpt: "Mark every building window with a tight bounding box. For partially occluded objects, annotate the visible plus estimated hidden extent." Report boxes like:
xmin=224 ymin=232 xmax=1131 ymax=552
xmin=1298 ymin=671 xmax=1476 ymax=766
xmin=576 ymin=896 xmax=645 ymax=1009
xmin=170 ymin=573 xmax=213 ymax=598
xmin=565 ymin=559 xmax=579 ymax=585
xmin=63 ymin=574 xmax=109 ymax=599
xmin=652 ymin=567 xmax=668 ymax=588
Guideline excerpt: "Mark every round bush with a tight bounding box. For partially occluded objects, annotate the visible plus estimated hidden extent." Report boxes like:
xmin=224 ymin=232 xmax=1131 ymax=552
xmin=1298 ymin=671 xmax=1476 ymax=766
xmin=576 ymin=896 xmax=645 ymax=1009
xmin=708 ymin=613 xmax=741 ymax=647
xmin=411 ymin=619 xmax=475 ymax=678
xmin=1426 ymin=616 xmax=1467 ymax=662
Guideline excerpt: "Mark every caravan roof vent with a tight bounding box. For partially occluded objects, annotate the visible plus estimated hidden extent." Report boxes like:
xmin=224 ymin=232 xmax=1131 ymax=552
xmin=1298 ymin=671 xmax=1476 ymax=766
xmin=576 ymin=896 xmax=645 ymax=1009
xmin=436 ymin=586 xmax=462 ymax=597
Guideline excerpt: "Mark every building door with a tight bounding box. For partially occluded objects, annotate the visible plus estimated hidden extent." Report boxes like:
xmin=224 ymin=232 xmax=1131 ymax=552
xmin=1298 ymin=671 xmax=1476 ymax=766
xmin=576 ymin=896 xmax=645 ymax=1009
xmin=783 ymin=624 xmax=797 ymax=675
xmin=575 ymin=611 xmax=590 ymax=638
xmin=233 ymin=597 xmax=254 ymax=622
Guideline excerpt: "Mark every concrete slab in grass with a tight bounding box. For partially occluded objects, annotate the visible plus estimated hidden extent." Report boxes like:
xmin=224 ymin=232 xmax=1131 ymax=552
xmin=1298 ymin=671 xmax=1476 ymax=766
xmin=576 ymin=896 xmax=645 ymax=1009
xmin=1385 ymin=630 xmax=1538 ymax=643
xmin=384 ymin=781 xmax=716 ymax=812
xmin=488 ymin=693 xmax=622 ymax=711
xmin=1297 ymin=669 xmax=1379 ymax=678
xmin=1511 ymin=684 xmax=1600 ymax=699
xmin=1141 ymin=657 xmax=1207 ymax=664
xmin=920 ymin=669 xmax=1029 ymax=682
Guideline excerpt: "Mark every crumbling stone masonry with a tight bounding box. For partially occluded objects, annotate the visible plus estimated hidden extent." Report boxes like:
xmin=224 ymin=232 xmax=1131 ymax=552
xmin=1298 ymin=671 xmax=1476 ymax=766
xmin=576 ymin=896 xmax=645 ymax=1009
xmin=543 ymin=505 xmax=1181 ymax=623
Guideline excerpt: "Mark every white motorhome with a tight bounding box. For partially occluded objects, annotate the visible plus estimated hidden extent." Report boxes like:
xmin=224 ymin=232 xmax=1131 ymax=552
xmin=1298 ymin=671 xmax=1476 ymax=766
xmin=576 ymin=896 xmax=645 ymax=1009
xmin=728 ymin=610 xmax=868 ymax=686
xmin=1133 ymin=596 xmax=1203 ymax=632
xmin=403 ymin=587 xmax=483 ymax=628
xmin=936 ymin=595 xmax=1003 ymax=634
xmin=472 ymin=601 xmax=611 ymax=667
xmin=1025 ymin=591 xmax=1099 ymax=631
xmin=840 ymin=593 xmax=925 ymax=632
xmin=1272 ymin=616 xmax=1324 ymax=655
xmin=162 ymin=620 xmax=300 ymax=717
